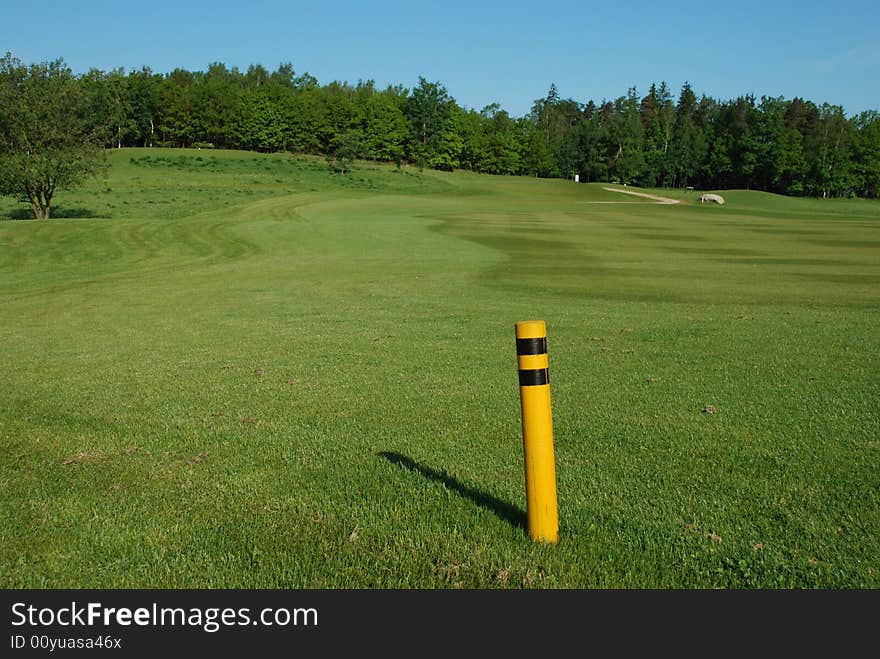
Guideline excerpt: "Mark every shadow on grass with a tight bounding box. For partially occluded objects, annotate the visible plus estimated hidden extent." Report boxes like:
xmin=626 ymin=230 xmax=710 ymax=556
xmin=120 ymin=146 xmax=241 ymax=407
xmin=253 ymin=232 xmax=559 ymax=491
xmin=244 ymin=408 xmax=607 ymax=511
xmin=378 ymin=451 xmax=526 ymax=531
xmin=4 ymin=207 xmax=108 ymax=220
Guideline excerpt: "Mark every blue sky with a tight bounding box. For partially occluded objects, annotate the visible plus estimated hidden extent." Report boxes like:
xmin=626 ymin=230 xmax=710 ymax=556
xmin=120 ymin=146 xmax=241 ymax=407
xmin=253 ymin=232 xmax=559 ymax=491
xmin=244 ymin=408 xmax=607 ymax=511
xmin=2 ymin=0 xmax=878 ymax=116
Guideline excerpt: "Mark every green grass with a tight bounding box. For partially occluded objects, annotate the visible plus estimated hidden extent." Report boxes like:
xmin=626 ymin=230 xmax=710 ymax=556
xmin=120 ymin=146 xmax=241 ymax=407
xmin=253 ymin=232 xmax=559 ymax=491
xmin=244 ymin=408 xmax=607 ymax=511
xmin=1 ymin=149 xmax=878 ymax=588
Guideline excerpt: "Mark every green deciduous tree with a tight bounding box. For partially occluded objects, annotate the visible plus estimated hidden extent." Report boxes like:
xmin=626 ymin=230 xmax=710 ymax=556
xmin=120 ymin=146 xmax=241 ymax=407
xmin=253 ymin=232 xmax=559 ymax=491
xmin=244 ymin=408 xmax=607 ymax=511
xmin=236 ymin=90 xmax=284 ymax=151
xmin=480 ymin=104 xmax=523 ymax=174
xmin=157 ymin=68 xmax=196 ymax=147
xmin=0 ymin=54 xmax=106 ymax=219
xmin=81 ymin=67 xmax=134 ymax=149
xmin=431 ymin=109 xmax=463 ymax=171
xmin=406 ymin=77 xmax=457 ymax=169
xmin=360 ymin=87 xmax=408 ymax=163
xmin=285 ymin=88 xmax=326 ymax=154
xmin=327 ymin=130 xmax=362 ymax=174
xmin=812 ymin=103 xmax=855 ymax=197
xmin=192 ymin=62 xmax=242 ymax=148
xmin=852 ymin=111 xmax=880 ymax=198
xmin=127 ymin=67 xmax=162 ymax=147
xmin=321 ymin=82 xmax=362 ymax=153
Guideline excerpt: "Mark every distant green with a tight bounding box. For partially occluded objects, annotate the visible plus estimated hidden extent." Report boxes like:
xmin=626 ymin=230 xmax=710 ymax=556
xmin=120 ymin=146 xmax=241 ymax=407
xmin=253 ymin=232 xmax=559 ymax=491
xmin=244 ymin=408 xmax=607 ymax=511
xmin=1 ymin=149 xmax=878 ymax=588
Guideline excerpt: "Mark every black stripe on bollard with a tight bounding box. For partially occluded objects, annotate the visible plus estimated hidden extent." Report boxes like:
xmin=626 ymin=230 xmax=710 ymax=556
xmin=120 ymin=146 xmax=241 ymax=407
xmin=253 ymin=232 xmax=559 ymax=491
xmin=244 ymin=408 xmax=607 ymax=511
xmin=516 ymin=337 xmax=548 ymax=355
xmin=518 ymin=368 xmax=549 ymax=387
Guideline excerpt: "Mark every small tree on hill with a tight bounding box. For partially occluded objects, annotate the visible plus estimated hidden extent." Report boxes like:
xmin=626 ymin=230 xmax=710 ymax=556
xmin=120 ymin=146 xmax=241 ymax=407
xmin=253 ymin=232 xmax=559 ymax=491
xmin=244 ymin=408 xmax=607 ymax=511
xmin=327 ymin=130 xmax=363 ymax=174
xmin=0 ymin=54 xmax=106 ymax=219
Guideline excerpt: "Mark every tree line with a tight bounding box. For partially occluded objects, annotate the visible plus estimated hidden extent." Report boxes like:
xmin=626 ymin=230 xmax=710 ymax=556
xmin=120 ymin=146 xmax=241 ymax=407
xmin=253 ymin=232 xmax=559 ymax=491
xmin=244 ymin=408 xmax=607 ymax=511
xmin=3 ymin=53 xmax=880 ymax=205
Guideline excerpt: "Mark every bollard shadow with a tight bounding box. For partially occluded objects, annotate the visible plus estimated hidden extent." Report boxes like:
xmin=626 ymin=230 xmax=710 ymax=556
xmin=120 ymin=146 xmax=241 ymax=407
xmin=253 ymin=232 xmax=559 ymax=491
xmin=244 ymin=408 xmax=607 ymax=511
xmin=378 ymin=451 xmax=526 ymax=531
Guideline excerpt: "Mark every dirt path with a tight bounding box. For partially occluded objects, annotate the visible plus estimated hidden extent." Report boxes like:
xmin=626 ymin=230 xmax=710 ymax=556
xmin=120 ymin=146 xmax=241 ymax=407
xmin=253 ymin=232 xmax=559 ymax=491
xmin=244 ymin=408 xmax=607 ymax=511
xmin=600 ymin=187 xmax=681 ymax=204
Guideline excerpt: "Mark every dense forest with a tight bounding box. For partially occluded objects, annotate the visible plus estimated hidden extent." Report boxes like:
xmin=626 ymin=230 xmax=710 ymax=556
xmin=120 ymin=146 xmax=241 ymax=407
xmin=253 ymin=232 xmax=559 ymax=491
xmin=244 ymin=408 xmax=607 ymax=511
xmin=5 ymin=55 xmax=880 ymax=197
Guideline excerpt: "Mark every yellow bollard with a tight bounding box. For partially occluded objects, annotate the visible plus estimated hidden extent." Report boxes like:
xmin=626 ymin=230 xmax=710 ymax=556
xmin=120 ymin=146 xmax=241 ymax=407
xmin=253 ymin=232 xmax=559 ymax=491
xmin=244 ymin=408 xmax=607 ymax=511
xmin=515 ymin=320 xmax=559 ymax=543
